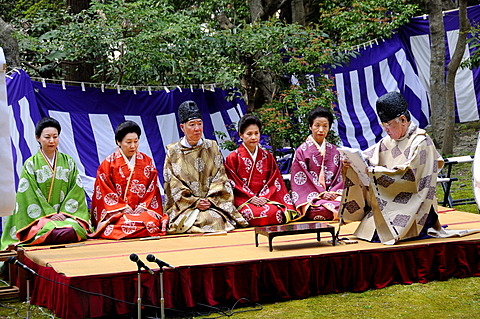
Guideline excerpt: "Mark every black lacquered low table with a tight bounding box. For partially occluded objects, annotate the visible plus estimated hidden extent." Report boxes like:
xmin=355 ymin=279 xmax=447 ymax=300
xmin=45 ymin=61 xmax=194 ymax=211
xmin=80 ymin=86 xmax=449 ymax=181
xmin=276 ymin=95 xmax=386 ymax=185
xmin=254 ymin=222 xmax=336 ymax=252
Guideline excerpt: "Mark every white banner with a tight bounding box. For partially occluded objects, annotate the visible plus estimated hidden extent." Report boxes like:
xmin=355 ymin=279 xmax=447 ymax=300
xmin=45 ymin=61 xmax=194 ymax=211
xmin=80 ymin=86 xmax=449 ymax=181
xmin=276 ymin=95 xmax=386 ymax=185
xmin=0 ymin=47 xmax=16 ymax=215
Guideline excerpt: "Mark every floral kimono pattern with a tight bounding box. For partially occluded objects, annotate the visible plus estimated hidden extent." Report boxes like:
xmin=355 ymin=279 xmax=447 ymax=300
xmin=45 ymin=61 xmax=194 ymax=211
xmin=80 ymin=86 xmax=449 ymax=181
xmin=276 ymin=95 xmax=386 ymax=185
xmin=290 ymin=136 xmax=344 ymax=221
xmin=225 ymin=144 xmax=298 ymax=226
xmin=90 ymin=149 xmax=168 ymax=239
xmin=1 ymin=151 xmax=91 ymax=250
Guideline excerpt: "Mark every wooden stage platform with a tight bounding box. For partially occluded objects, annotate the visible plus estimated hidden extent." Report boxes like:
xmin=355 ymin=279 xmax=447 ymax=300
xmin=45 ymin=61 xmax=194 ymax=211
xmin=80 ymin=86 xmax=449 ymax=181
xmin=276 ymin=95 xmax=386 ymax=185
xmin=14 ymin=208 xmax=480 ymax=318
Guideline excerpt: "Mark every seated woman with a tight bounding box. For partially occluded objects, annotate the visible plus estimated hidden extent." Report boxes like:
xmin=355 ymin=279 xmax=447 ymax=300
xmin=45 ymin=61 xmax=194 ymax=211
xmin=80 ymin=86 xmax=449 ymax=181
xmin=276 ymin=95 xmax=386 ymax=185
xmin=225 ymin=114 xmax=298 ymax=226
xmin=164 ymin=100 xmax=248 ymax=233
xmin=90 ymin=120 xmax=168 ymax=239
xmin=290 ymin=107 xmax=343 ymax=221
xmin=1 ymin=117 xmax=91 ymax=250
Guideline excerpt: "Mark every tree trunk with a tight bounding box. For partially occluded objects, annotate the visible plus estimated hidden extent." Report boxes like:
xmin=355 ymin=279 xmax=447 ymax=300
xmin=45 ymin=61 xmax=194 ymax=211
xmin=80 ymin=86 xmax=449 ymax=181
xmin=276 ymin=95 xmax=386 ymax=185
xmin=249 ymin=0 xmax=265 ymax=22
xmin=67 ymin=0 xmax=90 ymax=13
xmin=64 ymin=0 xmax=94 ymax=82
xmin=427 ymin=0 xmax=447 ymax=148
xmin=0 ymin=17 xmax=20 ymax=68
xmin=443 ymin=0 xmax=469 ymax=155
xmin=291 ymin=0 xmax=305 ymax=25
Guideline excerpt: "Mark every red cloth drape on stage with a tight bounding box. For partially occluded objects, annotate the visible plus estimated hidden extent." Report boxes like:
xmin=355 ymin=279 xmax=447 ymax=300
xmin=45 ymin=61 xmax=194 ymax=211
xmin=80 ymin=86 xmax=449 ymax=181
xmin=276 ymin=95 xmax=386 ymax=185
xmin=25 ymin=240 xmax=480 ymax=318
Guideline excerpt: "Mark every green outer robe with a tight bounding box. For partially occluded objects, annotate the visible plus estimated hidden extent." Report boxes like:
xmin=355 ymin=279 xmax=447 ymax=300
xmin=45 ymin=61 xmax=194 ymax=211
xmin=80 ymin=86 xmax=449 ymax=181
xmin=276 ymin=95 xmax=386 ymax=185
xmin=1 ymin=151 xmax=91 ymax=250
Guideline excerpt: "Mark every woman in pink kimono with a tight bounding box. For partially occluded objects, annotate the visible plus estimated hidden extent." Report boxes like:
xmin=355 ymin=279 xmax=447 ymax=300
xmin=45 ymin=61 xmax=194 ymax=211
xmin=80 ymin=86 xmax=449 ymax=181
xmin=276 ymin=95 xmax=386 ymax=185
xmin=225 ymin=114 xmax=297 ymax=226
xmin=290 ymin=107 xmax=343 ymax=221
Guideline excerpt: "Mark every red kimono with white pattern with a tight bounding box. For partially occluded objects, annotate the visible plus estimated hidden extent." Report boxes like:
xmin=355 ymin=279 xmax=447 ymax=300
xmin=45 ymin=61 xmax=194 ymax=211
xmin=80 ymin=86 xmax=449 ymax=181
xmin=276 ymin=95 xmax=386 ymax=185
xmin=225 ymin=144 xmax=297 ymax=226
xmin=90 ymin=149 xmax=168 ymax=239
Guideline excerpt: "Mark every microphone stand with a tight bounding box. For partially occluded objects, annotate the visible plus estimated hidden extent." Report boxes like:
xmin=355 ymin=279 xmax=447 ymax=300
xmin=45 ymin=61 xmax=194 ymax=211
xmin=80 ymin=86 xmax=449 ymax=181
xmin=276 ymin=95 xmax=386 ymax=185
xmin=157 ymin=265 xmax=165 ymax=319
xmin=136 ymin=267 xmax=142 ymax=319
xmin=26 ymin=271 xmax=32 ymax=319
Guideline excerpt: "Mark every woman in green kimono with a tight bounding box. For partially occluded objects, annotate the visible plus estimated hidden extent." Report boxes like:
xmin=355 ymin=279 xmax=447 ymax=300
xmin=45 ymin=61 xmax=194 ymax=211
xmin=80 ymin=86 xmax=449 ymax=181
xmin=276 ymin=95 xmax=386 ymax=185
xmin=1 ymin=117 xmax=91 ymax=250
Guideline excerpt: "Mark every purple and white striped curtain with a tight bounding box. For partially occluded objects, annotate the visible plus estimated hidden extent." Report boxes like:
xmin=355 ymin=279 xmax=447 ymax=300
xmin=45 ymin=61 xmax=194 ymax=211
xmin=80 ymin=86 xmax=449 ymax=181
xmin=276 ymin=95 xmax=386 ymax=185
xmin=6 ymin=70 xmax=245 ymax=202
xmin=332 ymin=5 xmax=480 ymax=150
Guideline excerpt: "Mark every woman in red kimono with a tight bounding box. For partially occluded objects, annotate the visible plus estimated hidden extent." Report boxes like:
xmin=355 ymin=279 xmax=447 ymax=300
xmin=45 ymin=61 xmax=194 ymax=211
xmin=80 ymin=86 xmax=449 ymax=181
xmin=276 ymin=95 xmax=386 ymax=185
xmin=90 ymin=120 xmax=168 ymax=239
xmin=225 ymin=114 xmax=298 ymax=226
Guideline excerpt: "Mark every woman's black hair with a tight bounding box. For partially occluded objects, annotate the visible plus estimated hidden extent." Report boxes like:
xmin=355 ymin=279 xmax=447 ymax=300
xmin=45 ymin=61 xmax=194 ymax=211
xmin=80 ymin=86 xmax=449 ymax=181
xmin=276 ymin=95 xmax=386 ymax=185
xmin=307 ymin=107 xmax=334 ymax=127
xmin=238 ymin=114 xmax=262 ymax=134
xmin=115 ymin=120 xmax=141 ymax=143
xmin=35 ymin=117 xmax=61 ymax=138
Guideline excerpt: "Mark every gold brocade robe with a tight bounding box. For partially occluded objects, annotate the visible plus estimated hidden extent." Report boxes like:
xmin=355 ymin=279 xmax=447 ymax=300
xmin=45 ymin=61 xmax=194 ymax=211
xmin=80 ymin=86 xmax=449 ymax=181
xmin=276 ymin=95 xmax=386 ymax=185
xmin=339 ymin=123 xmax=443 ymax=244
xmin=163 ymin=138 xmax=248 ymax=233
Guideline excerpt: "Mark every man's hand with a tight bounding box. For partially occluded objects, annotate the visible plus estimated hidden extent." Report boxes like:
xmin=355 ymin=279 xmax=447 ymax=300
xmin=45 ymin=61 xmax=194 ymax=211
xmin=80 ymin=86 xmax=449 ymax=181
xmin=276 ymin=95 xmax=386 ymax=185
xmin=250 ymin=196 xmax=268 ymax=207
xmin=196 ymin=198 xmax=212 ymax=211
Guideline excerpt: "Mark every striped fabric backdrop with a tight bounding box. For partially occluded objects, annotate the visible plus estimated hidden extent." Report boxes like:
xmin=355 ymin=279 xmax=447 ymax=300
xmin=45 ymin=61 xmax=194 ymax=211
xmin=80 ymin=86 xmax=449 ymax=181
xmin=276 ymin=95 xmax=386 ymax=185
xmin=0 ymin=48 xmax=15 ymax=215
xmin=4 ymin=5 xmax=480 ymax=203
xmin=6 ymin=70 xmax=245 ymax=201
xmin=331 ymin=4 xmax=480 ymax=150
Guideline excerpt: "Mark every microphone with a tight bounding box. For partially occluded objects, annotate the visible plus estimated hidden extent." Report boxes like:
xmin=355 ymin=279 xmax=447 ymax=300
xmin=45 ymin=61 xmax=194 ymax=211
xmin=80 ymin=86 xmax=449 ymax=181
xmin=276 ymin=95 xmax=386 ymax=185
xmin=6 ymin=256 xmax=37 ymax=275
xmin=146 ymin=254 xmax=175 ymax=269
xmin=129 ymin=253 xmax=154 ymax=275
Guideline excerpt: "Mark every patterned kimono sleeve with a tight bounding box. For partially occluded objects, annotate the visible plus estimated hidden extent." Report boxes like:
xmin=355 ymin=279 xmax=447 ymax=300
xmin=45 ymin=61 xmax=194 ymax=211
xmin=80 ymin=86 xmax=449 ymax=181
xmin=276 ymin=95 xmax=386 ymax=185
xmin=292 ymin=147 xmax=328 ymax=190
xmin=369 ymin=135 xmax=439 ymax=208
xmin=205 ymin=146 xmax=234 ymax=209
xmin=225 ymin=150 xmax=252 ymax=207
xmin=138 ymin=159 xmax=163 ymax=214
xmin=162 ymin=150 xmax=200 ymax=215
xmin=327 ymin=147 xmax=344 ymax=193
xmin=8 ymin=159 xmax=57 ymax=232
xmin=91 ymin=159 xmax=128 ymax=227
xmin=1 ymin=157 xmax=55 ymax=249
xmin=339 ymin=165 xmax=372 ymax=222
xmin=57 ymin=155 xmax=90 ymax=224
xmin=18 ymin=158 xmax=57 ymax=217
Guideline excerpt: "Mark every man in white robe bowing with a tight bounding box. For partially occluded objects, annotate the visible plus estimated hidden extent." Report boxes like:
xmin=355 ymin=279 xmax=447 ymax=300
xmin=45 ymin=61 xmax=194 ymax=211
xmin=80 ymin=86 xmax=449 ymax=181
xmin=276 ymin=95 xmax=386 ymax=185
xmin=340 ymin=91 xmax=444 ymax=245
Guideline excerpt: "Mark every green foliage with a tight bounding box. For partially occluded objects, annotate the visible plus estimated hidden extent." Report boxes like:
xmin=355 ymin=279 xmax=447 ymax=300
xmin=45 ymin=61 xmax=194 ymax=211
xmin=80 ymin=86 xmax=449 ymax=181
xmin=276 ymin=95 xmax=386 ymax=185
xmin=317 ymin=0 xmax=420 ymax=46
xmin=6 ymin=0 xmax=422 ymax=151
xmin=214 ymin=127 xmax=239 ymax=152
xmin=462 ymin=26 xmax=480 ymax=69
xmin=255 ymin=84 xmax=340 ymax=153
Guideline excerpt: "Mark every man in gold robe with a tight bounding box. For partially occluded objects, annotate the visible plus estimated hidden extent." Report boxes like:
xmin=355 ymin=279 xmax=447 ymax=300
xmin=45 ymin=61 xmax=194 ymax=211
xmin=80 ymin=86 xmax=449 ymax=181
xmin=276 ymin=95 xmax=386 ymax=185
xmin=163 ymin=101 xmax=248 ymax=233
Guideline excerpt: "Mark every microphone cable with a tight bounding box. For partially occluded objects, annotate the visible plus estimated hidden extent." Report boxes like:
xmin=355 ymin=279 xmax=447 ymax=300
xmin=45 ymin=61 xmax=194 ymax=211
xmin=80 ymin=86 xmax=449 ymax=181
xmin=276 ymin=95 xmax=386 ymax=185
xmin=164 ymin=265 xmax=263 ymax=318
xmin=7 ymin=258 xmax=263 ymax=318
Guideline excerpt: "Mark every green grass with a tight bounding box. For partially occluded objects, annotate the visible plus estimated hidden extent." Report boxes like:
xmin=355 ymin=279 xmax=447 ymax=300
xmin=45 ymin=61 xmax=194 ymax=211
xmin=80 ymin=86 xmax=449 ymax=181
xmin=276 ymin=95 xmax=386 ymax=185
xmin=202 ymin=277 xmax=480 ymax=319
xmin=0 ymin=295 xmax=56 ymax=318
xmin=437 ymin=159 xmax=478 ymax=214
xmin=3 ymin=277 xmax=480 ymax=318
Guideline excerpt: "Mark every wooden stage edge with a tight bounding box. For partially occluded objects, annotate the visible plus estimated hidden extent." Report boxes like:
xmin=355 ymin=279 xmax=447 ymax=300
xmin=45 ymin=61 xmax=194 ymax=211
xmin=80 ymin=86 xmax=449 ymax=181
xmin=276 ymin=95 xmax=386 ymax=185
xmin=17 ymin=207 xmax=480 ymax=318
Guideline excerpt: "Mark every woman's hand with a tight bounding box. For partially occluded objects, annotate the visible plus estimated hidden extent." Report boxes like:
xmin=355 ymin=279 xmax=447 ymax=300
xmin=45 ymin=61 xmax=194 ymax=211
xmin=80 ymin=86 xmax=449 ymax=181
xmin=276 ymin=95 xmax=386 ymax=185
xmin=250 ymin=196 xmax=268 ymax=207
xmin=50 ymin=213 xmax=66 ymax=221
xmin=133 ymin=205 xmax=146 ymax=215
xmin=321 ymin=192 xmax=339 ymax=201
xmin=123 ymin=205 xmax=134 ymax=215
